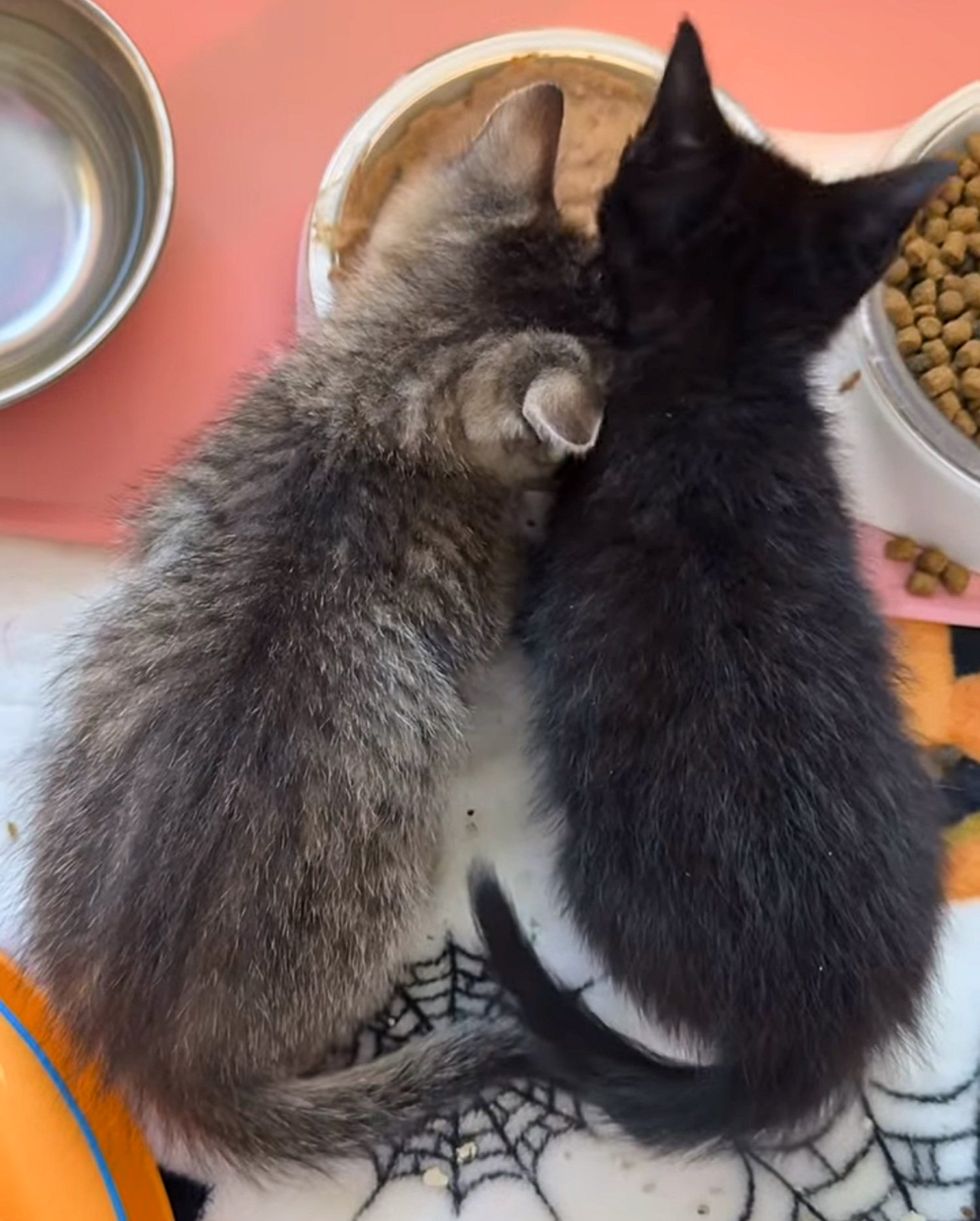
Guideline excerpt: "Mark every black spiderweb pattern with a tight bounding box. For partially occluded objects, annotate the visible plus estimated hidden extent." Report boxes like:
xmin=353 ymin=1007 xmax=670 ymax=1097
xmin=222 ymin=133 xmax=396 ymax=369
xmin=342 ymin=937 xmax=590 ymax=1218
xmin=342 ymin=936 xmax=980 ymax=1221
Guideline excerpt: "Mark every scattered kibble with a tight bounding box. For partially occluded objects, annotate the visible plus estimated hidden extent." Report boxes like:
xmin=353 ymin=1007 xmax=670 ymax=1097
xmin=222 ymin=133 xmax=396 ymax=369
xmin=883 ymin=132 xmax=980 ymax=451
xmin=884 ymin=534 xmax=972 ymax=597
xmin=838 ymin=370 xmax=862 ymax=393
xmin=422 ymin=1166 xmax=450 ymax=1188
xmin=455 ymin=1141 xmax=478 ymax=1163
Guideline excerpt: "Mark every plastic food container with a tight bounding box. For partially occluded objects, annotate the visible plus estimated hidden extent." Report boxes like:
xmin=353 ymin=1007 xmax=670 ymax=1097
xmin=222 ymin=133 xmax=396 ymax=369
xmin=296 ymin=28 xmax=765 ymax=327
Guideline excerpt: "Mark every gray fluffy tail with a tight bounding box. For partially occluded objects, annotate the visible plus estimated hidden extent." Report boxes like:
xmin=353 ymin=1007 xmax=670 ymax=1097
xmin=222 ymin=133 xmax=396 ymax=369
xmin=177 ymin=1018 xmax=531 ymax=1169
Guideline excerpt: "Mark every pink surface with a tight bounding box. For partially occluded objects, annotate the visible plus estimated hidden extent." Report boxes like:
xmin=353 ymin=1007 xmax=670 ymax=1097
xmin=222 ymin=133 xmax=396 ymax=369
xmin=1 ymin=0 xmax=980 ymax=548
xmin=858 ymin=526 xmax=980 ymax=629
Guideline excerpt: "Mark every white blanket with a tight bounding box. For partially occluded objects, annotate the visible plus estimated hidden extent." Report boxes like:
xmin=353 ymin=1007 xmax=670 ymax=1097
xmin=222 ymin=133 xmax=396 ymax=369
xmin=1 ymin=539 xmax=977 ymax=1221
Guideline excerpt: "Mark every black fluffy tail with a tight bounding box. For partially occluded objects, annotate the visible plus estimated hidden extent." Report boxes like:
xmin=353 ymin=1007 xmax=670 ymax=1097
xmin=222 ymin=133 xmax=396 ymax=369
xmin=470 ymin=868 xmax=759 ymax=1152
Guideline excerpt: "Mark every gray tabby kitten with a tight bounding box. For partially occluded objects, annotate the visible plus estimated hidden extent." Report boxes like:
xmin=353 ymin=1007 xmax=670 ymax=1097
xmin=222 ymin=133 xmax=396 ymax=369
xmin=26 ymin=84 xmax=603 ymax=1171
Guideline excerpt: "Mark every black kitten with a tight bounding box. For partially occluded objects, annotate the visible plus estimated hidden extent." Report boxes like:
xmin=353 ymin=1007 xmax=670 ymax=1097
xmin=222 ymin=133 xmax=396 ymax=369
xmin=473 ymin=20 xmax=949 ymax=1150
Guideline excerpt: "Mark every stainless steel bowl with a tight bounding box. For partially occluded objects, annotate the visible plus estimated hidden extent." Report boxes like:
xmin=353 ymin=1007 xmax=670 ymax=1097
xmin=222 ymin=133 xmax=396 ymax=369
xmin=859 ymin=83 xmax=980 ymax=490
xmin=301 ymin=29 xmax=765 ymax=322
xmin=0 ymin=0 xmax=174 ymax=408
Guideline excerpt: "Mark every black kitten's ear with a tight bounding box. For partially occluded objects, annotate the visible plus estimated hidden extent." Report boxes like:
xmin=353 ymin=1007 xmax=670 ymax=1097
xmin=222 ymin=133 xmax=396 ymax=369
xmin=462 ymin=83 xmax=564 ymax=205
xmin=827 ymin=161 xmax=952 ymax=283
xmin=639 ymin=19 xmax=729 ymax=154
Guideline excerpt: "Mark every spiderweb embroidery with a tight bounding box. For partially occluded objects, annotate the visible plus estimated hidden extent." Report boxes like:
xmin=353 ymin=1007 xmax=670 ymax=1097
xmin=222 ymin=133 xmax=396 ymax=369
xmin=343 ymin=937 xmax=590 ymax=1219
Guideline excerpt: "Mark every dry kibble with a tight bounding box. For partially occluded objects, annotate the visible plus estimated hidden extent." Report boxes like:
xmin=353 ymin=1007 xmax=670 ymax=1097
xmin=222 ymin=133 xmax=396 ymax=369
xmin=942 ymin=273 xmax=966 ymax=293
xmin=940 ymin=175 xmax=965 ymax=205
xmin=907 ymin=352 xmax=932 ymax=375
xmin=924 ymin=216 xmax=949 ymax=244
xmin=884 ymin=535 xmax=919 ymax=562
xmin=936 ymin=390 xmax=962 ymax=419
xmin=884 ymin=286 xmax=914 ymax=327
xmin=926 ymin=256 xmax=947 ymax=279
xmin=895 ymin=326 xmax=922 ymax=355
xmin=913 ymin=303 xmax=937 ymax=318
xmin=922 ymin=337 xmax=951 ymax=366
xmin=961 ymin=159 xmax=980 ymax=179
xmin=926 ymin=196 xmax=949 ymax=217
xmin=884 ymin=256 xmax=909 ymax=285
xmin=941 ymin=231 xmax=968 ymax=265
xmin=917 ymin=315 xmax=942 ymax=339
xmin=966 ymin=175 xmax=980 ymax=205
xmin=968 ymin=134 xmax=980 ymax=162
xmin=961 ymin=367 xmax=980 ymax=400
xmin=953 ymin=409 xmax=979 ymax=436
xmin=956 ymin=338 xmax=980 ymax=368
xmin=967 ymin=233 xmax=980 ymax=258
xmin=938 ymin=288 xmax=966 ymax=317
xmin=916 ymin=547 xmax=949 ymax=575
xmin=903 ymin=236 xmax=936 ymax=268
xmin=963 ymin=272 xmax=980 ymax=309
xmin=943 ymin=315 xmax=973 ymax=349
xmin=910 ymin=278 xmax=937 ymax=305
xmin=920 ymin=364 xmax=956 ymax=396
xmin=949 ymin=204 xmax=979 ymax=232
xmin=941 ymin=562 xmax=971 ymax=595
xmin=907 ymin=570 xmax=939 ymax=597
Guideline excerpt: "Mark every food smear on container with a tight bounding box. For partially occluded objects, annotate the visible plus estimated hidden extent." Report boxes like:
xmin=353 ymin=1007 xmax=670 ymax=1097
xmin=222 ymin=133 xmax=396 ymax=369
xmin=330 ymin=56 xmax=654 ymax=275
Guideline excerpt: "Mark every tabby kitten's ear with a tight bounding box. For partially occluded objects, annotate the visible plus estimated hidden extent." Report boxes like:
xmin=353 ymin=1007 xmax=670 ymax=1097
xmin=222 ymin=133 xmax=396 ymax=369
xmin=820 ymin=162 xmax=953 ymax=296
xmin=521 ymin=365 xmax=602 ymax=458
xmin=458 ymin=82 xmax=564 ymax=208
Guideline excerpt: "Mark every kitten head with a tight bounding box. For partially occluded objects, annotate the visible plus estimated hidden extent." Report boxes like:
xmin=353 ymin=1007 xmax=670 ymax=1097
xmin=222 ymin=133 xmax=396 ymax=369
xmin=342 ymin=84 xmax=605 ymax=484
xmin=600 ymin=20 xmax=948 ymax=352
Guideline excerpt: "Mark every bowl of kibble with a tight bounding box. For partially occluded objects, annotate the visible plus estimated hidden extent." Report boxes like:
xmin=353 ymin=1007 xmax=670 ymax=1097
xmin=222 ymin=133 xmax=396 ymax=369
xmin=299 ymin=29 xmax=765 ymax=321
xmin=860 ymin=85 xmax=980 ymax=501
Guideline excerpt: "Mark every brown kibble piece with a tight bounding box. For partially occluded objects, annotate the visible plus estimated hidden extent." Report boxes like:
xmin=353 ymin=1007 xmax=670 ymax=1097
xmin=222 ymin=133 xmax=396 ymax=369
xmin=884 ymin=286 xmax=914 ymax=327
xmin=941 ymin=231 xmax=968 ymax=265
xmin=936 ymin=390 xmax=962 ymax=420
xmin=963 ymin=273 xmax=980 ymax=309
xmin=941 ymin=562 xmax=971 ymax=596
xmin=922 ymin=338 xmax=951 ymax=366
xmin=940 ymin=176 xmax=965 ymax=206
xmin=918 ymin=315 xmax=942 ymax=339
xmin=907 ymin=570 xmax=939 ymax=597
xmin=968 ymin=134 xmax=980 ymax=162
xmin=956 ymin=339 xmax=980 ymax=368
xmin=926 ymin=257 xmax=947 ymax=280
xmin=949 ymin=204 xmax=979 ymax=232
xmin=837 ymin=370 xmax=862 ymax=394
xmin=884 ymin=535 xmax=919 ymax=562
xmin=904 ymin=237 xmax=936 ymax=269
xmin=916 ymin=547 xmax=949 ymax=575
xmin=961 ymin=159 xmax=980 ymax=180
xmin=943 ymin=274 xmax=966 ymax=293
xmin=920 ymin=365 xmax=956 ymax=396
xmin=896 ymin=326 xmax=922 ymax=355
xmin=914 ymin=303 xmax=937 ymax=319
xmin=954 ymin=409 xmax=979 ymax=436
xmin=926 ymin=196 xmax=949 ymax=217
xmin=967 ymin=233 xmax=980 ymax=258
xmin=910 ymin=279 xmax=937 ymax=306
xmin=943 ymin=316 xmax=973 ymax=349
xmin=924 ymin=216 xmax=949 ymax=244
xmin=884 ymin=257 xmax=909 ymax=286
xmin=937 ymin=289 xmax=965 ymax=318
xmin=966 ymin=176 xmax=980 ymax=205
xmin=961 ymin=367 xmax=980 ymax=400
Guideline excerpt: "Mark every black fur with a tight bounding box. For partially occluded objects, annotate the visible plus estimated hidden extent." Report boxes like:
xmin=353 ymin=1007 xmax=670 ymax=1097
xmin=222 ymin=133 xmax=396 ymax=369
xmin=477 ymin=20 xmax=949 ymax=1148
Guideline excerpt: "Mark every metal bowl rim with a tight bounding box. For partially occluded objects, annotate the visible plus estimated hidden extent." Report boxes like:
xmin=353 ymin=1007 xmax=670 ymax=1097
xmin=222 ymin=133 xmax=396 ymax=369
xmin=0 ymin=0 xmax=176 ymax=409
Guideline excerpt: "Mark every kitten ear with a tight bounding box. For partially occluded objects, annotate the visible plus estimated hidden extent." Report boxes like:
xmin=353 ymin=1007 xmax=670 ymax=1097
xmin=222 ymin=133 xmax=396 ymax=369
xmin=827 ymin=161 xmax=952 ymax=283
xmin=638 ymin=19 xmax=729 ymax=155
xmin=522 ymin=366 xmax=602 ymax=458
xmin=460 ymin=83 xmax=564 ymax=205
